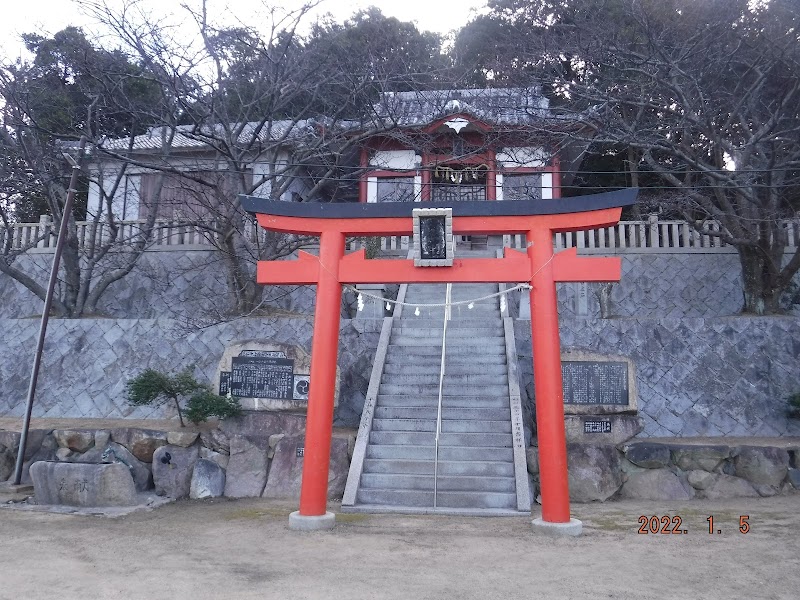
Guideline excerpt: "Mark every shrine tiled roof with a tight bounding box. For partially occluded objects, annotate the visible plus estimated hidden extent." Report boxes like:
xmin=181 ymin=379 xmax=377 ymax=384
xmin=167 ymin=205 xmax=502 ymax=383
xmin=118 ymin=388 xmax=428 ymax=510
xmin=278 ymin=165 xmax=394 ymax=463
xmin=373 ymin=87 xmax=550 ymax=127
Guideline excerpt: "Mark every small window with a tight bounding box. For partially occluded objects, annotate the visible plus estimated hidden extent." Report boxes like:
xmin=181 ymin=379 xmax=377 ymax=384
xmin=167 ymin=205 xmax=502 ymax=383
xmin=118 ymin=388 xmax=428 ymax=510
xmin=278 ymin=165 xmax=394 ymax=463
xmin=502 ymin=173 xmax=542 ymax=201
xmin=376 ymin=177 xmax=415 ymax=202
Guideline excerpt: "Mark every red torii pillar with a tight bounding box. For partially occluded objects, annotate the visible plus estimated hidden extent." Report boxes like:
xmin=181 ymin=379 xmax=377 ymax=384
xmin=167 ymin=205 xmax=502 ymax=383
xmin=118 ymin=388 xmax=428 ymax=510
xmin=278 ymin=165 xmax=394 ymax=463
xmin=243 ymin=197 xmax=630 ymax=534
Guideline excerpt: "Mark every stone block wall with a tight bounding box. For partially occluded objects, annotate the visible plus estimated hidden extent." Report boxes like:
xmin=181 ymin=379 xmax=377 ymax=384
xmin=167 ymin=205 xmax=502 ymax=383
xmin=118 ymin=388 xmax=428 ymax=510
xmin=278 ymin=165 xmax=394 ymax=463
xmin=0 ymin=252 xmax=318 ymax=319
xmin=515 ymin=317 xmax=800 ymax=438
xmin=0 ymin=317 xmax=381 ymax=427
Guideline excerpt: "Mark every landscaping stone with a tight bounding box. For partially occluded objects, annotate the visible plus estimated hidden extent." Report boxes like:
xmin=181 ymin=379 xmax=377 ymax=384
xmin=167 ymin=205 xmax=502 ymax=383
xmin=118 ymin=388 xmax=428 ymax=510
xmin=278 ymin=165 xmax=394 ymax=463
xmin=20 ymin=434 xmax=58 ymax=484
xmin=623 ymin=442 xmax=671 ymax=469
xmin=53 ymin=430 xmax=95 ymax=452
xmin=620 ymin=469 xmax=694 ymax=501
xmin=0 ymin=429 xmax=49 ymax=461
xmin=200 ymin=429 xmax=230 ymax=454
xmin=167 ymin=431 xmax=199 ymax=447
xmin=55 ymin=448 xmax=75 ymax=461
xmin=221 ymin=412 xmax=307 ymax=439
xmin=111 ymin=428 xmax=168 ymax=462
xmin=686 ymin=469 xmax=716 ymax=490
xmin=224 ymin=435 xmax=270 ymax=498
xmin=101 ymin=442 xmax=152 ymax=492
xmin=262 ymin=435 xmax=349 ymax=500
xmin=199 ymin=447 xmax=230 ymax=469
xmin=94 ymin=431 xmax=111 ymax=449
xmin=190 ymin=459 xmax=226 ymax=499
xmin=733 ymin=446 xmax=789 ymax=488
xmin=152 ymin=444 xmax=199 ymax=499
xmin=526 ymin=446 xmax=539 ymax=475
xmin=566 ymin=443 xmax=623 ymax=502
xmin=670 ymin=445 xmax=731 ymax=472
xmin=787 ymin=468 xmax=800 ymax=489
xmin=700 ymin=474 xmax=759 ymax=500
xmin=0 ymin=446 xmax=14 ymax=480
xmin=267 ymin=434 xmax=285 ymax=459
xmin=30 ymin=461 xmax=137 ymax=506
xmin=753 ymin=484 xmax=780 ymax=497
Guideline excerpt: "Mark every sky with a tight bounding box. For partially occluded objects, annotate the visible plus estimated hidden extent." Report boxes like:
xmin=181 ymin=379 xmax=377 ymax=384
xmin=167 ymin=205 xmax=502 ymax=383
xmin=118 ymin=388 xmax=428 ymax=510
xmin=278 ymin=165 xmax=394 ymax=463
xmin=0 ymin=0 xmax=490 ymax=62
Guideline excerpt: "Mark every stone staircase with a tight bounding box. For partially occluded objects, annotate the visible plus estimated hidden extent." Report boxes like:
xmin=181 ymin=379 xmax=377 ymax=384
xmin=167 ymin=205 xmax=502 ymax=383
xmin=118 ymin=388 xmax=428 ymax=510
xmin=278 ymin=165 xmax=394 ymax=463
xmin=343 ymin=265 xmax=530 ymax=514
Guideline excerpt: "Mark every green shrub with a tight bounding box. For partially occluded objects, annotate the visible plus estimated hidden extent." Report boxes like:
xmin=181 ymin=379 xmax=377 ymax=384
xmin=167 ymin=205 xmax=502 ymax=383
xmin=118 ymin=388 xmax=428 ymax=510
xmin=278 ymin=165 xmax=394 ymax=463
xmin=185 ymin=390 xmax=242 ymax=424
xmin=126 ymin=367 xmax=241 ymax=426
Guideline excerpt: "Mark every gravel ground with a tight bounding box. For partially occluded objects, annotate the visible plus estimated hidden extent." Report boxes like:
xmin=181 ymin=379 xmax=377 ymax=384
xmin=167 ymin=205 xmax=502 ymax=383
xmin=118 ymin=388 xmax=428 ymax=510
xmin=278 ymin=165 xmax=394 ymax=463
xmin=0 ymin=495 xmax=798 ymax=600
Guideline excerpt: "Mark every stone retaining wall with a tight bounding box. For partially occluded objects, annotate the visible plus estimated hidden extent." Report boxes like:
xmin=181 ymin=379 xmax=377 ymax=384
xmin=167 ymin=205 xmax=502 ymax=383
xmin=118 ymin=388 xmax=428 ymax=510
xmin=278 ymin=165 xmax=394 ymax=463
xmin=515 ymin=317 xmax=800 ymax=438
xmin=4 ymin=251 xmax=798 ymax=320
xmin=0 ymin=317 xmax=381 ymax=427
xmin=0 ymin=419 xmax=355 ymax=502
xmin=526 ymin=441 xmax=800 ymax=503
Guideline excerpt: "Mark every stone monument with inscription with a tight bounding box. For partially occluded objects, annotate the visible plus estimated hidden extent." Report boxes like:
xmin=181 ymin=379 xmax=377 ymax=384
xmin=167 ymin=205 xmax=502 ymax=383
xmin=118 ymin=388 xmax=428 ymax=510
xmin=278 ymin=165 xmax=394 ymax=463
xmin=560 ymin=350 xmax=642 ymax=445
xmin=217 ymin=342 xmax=339 ymax=413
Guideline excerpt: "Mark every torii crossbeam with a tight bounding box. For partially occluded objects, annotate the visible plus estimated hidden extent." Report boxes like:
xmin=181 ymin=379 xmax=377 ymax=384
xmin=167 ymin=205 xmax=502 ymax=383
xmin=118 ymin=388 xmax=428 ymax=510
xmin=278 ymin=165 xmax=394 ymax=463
xmin=241 ymin=189 xmax=637 ymax=534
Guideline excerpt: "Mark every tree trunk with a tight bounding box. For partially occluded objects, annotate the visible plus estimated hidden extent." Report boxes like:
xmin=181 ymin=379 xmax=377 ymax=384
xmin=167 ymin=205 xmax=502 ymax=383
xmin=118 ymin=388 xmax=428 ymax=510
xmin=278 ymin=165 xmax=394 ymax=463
xmin=738 ymin=247 xmax=782 ymax=315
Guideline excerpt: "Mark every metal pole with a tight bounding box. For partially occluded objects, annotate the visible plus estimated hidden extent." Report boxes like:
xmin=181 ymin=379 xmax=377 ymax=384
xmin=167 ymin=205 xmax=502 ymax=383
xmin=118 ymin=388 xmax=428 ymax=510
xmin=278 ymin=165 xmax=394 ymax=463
xmin=13 ymin=135 xmax=87 ymax=485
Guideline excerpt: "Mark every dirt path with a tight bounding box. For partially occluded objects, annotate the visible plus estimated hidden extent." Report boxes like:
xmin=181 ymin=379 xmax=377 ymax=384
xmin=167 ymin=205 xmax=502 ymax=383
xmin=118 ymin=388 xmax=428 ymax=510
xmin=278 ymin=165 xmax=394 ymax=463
xmin=1 ymin=495 xmax=798 ymax=600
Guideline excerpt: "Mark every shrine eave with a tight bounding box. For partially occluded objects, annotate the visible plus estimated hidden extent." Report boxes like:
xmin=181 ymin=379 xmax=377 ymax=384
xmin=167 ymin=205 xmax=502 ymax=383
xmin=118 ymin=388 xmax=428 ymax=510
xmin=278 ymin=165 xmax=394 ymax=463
xmin=239 ymin=188 xmax=638 ymax=220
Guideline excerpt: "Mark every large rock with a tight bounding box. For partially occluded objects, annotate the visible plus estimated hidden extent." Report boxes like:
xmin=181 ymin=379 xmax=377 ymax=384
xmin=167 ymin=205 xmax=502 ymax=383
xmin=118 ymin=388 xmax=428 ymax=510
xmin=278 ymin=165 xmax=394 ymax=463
xmin=671 ymin=445 xmax=731 ymax=472
xmin=111 ymin=428 xmax=168 ymax=462
xmin=200 ymin=429 xmax=231 ymax=454
xmin=526 ymin=447 xmax=539 ymax=475
xmin=623 ymin=443 xmax=671 ymax=469
xmin=20 ymin=433 xmax=59 ymax=484
xmin=53 ymin=430 xmax=95 ymax=453
xmin=220 ymin=412 xmax=307 ymax=440
xmin=152 ymin=445 xmax=199 ymax=499
xmin=787 ymin=468 xmax=800 ymax=489
xmin=686 ymin=470 xmax=716 ymax=490
xmin=224 ymin=435 xmax=270 ymax=498
xmin=733 ymin=446 xmax=789 ymax=488
xmin=100 ymin=442 xmax=153 ymax=492
xmin=199 ymin=447 xmax=230 ymax=469
xmin=566 ymin=443 xmax=623 ymax=503
xmin=30 ymin=461 xmax=137 ymax=507
xmin=190 ymin=459 xmax=226 ymax=499
xmin=1 ymin=446 xmax=14 ymax=481
xmin=620 ymin=469 xmax=694 ymax=501
xmin=262 ymin=435 xmax=350 ymax=500
xmin=167 ymin=431 xmax=199 ymax=448
xmin=700 ymin=474 xmax=759 ymax=500
xmin=0 ymin=429 xmax=50 ymax=461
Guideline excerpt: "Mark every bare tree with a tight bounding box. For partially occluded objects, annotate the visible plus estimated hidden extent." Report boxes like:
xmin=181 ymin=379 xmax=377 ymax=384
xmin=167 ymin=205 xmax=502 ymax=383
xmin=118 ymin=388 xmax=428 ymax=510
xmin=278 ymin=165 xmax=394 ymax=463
xmin=0 ymin=26 xmax=174 ymax=317
xmin=461 ymin=0 xmax=800 ymax=314
xmin=80 ymin=0 xmax=456 ymax=317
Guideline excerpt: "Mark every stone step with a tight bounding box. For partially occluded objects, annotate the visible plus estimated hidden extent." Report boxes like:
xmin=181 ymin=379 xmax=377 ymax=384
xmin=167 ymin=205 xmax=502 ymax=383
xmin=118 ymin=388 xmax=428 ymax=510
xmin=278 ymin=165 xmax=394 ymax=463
xmin=365 ymin=444 xmax=514 ymax=462
xmin=389 ymin=327 xmax=504 ymax=338
xmin=383 ymin=354 xmax=506 ymax=366
xmin=377 ymin=395 xmax=510 ymax=408
xmin=355 ymin=489 xmax=517 ymax=510
xmin=384 ymin=347 xmax=507 ymax=360
xmin=360 ymin=473 xmax=516 ymax=493
xmin=362 ymin=459 xmax=515 ymax=477
xmin=371 ymin=418 xmax=512 ymax=434
xmin=379 ymin=374 xmax=508 ymax=387
xmin=369 ymin=431 xmax=513 ymax=447
xmin=374 ymin=407 xmax=511 ymax=421
xmin=378 ymin=383 xmax=509 ymax=396
xmin=382 ymin=363 xmax=507 ymax=376
xmin=388 ymin=338 xmax=505 ymax=350
xmin=391 ymin=319 xmax=503 ymax=328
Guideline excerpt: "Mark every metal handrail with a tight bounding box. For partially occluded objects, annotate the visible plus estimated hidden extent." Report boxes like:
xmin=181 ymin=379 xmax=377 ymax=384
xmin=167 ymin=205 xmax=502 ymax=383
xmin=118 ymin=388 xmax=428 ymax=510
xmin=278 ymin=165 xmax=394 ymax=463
xmin=433 ymin=281 xmax=452 ymax=508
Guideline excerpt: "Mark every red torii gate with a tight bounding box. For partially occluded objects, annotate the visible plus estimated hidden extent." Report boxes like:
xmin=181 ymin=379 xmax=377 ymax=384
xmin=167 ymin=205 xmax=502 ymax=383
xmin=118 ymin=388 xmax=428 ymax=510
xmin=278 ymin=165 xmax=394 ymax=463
xmin=241 ymin=189 xmax=636 ymax=534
